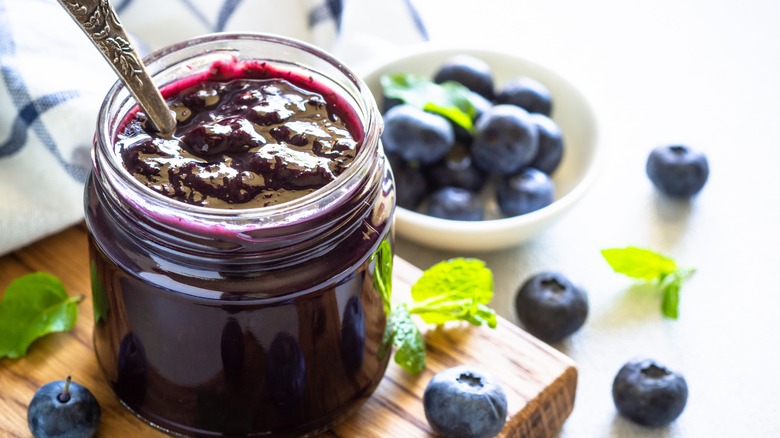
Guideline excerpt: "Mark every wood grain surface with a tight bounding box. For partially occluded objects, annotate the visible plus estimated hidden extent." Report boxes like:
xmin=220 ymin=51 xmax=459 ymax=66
xmin=0 ymin=225 xmax=577 ymax=437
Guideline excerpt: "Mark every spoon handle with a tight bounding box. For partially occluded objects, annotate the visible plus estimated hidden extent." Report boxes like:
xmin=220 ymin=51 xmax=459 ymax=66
xmin=56 ymin=0 xmax=176 ymax=137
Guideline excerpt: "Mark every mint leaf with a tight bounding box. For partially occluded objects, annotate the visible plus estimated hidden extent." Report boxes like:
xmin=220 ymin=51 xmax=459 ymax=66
xmin=602 ymin=247 xmax=695 ymax=319
xmin=371 ymin=239 xmax=393 ymax=314
xmin=601 ymin=246 xmax=678 ymax=281
xmin=90 ymin=260 xmax=109 ymax=323
xmin=381 ymin=73 xmax=477 ymax=133
xmin=660 ymin=267 xmax=696 ymax=319
xmin=0 ymin=273 xmax=83 ymax=359
xmin=409 ymin=258 xmax=496 ymax=327
xmin=384 ymin=304 xmax=425 ymax=373
xmin=384 ymin=258 xmax=498 ymax=373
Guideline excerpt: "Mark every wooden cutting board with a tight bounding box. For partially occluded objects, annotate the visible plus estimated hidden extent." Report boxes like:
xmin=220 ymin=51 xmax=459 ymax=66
xmin=0 ymin=225 xmax=577 ymax=437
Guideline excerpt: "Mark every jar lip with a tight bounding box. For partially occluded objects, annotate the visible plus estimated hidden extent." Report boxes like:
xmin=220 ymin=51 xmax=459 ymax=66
xmin=96 ymin=32 xmax=381 ymax=223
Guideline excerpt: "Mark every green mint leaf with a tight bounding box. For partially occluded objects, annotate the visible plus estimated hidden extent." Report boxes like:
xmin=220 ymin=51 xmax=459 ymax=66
xmin=371 ymin=239 xmax=393 ymax=314
xmin=90 ymin=260 xmax=109 ymax=323
xmin=660 ymin=267 xmax=696 ymax=319
xmin=381 ymin=73 xmax=477 ymax=133
xmin=0 ymin=273 xmax=82 ymax=359
xmin=409 ymin=258 xmax=496 ymax=328
xmin=384 ymin=304 xmax=425 ymax=373
xmin=602 ymin=246 xmax=696 ymax=319
xmin=661 ymin=277 xmax=681 ymax=319
xmin=601 ymin=246 xmax=678 ymax=281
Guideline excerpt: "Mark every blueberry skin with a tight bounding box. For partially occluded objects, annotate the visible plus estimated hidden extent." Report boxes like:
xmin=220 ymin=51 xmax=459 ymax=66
xmin=426 ymin=144 xmax=487 ymax=192
xmin=497 ymin=168 xmax=555 ymax=217
xmin=612 ymin=359 xmax=688 ymax=427
xmin=382 ymin=105 xmax=455 ymax=164
xmin=495 ymin=76 xmax=553 ymax=116
xmin=427 ymin=187 xmax=484 ymax=221
xmin=646 ymin=145 xmax=709 ymax=198
xmin=472 ymin=105 xmax=539 ymax=175
xmin=387 ymin=152 xmax=429 ymax=210
xmin=514 ymin=271 xmax=588 ymax=343
xmin=28 ymin=379 xmax=102 ymax=438
xmin=528 ymin=114 xmax=564 ymax=175
xmin=433 ymin=55 xmax=495 ymax=100
xmin=423 ymin=365 xmax=507 ymax=438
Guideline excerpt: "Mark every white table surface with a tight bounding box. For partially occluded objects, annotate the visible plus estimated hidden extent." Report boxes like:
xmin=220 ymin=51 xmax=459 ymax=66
xmin=393 ymin=1 xmax=780 ymax=436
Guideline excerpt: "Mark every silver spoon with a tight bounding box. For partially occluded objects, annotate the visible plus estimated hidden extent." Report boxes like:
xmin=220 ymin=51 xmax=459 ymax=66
xmin=56 ymin=0 xmax=176 ymax=137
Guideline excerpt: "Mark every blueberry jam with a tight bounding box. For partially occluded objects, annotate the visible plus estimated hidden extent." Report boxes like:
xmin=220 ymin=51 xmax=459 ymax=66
xmin=86 ymin=35 xmax=394 ymax=437
xmin=118 ymin=60 xmax=360 ymax=209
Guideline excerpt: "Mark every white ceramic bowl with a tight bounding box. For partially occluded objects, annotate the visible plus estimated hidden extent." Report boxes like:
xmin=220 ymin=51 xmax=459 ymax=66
xmin=360 ymin=45 xmax=600 ymax=252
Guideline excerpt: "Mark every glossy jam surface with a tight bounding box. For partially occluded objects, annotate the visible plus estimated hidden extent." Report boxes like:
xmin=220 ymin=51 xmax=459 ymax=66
xmin=117 ymin=61 xmax=360 ymax=209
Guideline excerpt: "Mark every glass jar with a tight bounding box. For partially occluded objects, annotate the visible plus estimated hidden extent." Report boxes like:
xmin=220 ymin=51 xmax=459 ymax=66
xmin=85 ymin=33 xmax=394 ymax=437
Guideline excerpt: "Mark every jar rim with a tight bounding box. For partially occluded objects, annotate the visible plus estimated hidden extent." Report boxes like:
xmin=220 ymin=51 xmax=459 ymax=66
xmin=95 ymin=32 xmax=382 ymax=227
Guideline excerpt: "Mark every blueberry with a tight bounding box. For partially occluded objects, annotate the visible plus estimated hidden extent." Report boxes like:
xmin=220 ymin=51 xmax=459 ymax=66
xmin=28 ymin=376 xmax=101 ymax=438
xmin=427 ymin=144 xmax=487 ymax=192
xmin=495 ymin=76 xmax=553 ymax=116
xmin=433 ymin=55 xmax=495 ymax=100
xmin=646 ymin=145 xmax=709 ymax=198
xmin=472 ymin=105 xmax=539 ymax=175
xmin=528 ymin=114 xmax=564 ymax=175
xmin=497 ymin=168 xmax=555 ymax=217
xmin=612 ymin=359 xmax=688 ymax=427
xmin=382 ymin=95 xmax=403 ymax=113
xmin=514 ymin=272 xmax=588 ymax=343
xmin=387 ymin=152 xmax=429 ymax=210
xmin=427 ymin=187 xmax=484 ymax=221
xmin=423 ymin=365 xmax=507 ymax=438
xmin=382 ymin=105 xmax=455 ymax=164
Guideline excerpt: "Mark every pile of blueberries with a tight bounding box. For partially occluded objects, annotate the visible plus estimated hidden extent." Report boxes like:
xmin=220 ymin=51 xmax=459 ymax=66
xmin=381 ymin=55 xmax=564 ymax=221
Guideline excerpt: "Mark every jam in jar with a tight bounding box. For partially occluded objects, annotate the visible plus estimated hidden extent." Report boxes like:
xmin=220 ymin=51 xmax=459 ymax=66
xmin=85 ymin=33 xmax=394 ymax=437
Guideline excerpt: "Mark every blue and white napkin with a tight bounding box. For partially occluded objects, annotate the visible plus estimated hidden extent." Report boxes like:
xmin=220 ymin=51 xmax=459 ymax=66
xmin=0 ymin=0 xmax=427 ymax=255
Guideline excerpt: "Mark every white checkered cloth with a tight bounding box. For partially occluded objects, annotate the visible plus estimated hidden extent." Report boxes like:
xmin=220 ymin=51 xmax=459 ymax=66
xmin=0 ymin=0 xmax=427 ymax=255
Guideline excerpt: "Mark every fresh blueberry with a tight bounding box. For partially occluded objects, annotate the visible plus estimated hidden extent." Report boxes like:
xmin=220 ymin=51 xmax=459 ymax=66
xmin=528 ymin=114 xmax=564 ymax=175
xmin=387 ymin=152 xmax=429 ymax=210
xmin=646 ymin=145 xmax=709 ymax=198
xmin=495 ymin=76 xmax=553 ymax=116
xmin=426 ymin=144 xmax=487 ymax=192
xmin=427 ymin=187 xmax=484 ymax=221
xmin=433 ymin=55 xmax=495 ymax=100
xmin=382 ymin=95 xmax=403 ymax=113
xmin=497 ymin=168 xmax=555 ymax=217
xmin=514 ymin=271 xmax=588 ymax=343
xmin=472 ymin=105 xmax=539 ymax=175
xmin=28 ymin=376 xmax=102 ymax=438
xmin=381 ymin=105 xmax=455 ymax=164
xmin=423 ymin=365 xmax=507 ymax=438
xmin=612 ymin=358 xmax=688 ymax=427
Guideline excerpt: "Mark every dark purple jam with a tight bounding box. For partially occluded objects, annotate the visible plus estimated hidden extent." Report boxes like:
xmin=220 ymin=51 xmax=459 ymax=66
xmin=87 ymin=56 xmax=394 ymax=437
xmin=117 ymin=60 xmax=361 ymax=209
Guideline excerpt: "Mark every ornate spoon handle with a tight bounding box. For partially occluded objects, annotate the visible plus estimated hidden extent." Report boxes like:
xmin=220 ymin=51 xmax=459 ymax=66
xmin=56 ymin=0 xmax=176 ymax=137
